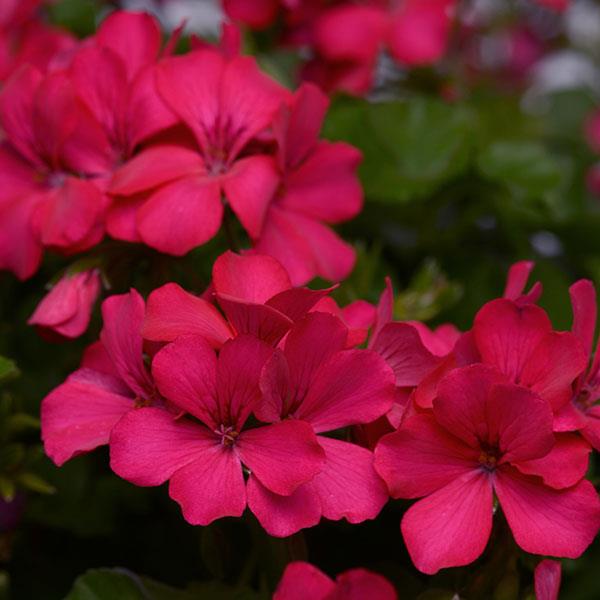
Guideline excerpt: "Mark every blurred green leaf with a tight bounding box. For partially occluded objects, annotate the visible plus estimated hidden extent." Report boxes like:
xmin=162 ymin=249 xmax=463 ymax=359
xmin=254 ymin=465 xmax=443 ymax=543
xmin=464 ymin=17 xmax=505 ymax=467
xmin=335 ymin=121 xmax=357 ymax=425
xmin=48 ymin=0 xmax=99 ymax=37
xmin=0 ymin=477 xmax=15 ymax=502
xmin=0 ymin=356 xmax=18 ymax=383
xmin=17 ymin=472 xmax=55 ymax=495
xmin=477 ymin=141 xmax=563 ymax=197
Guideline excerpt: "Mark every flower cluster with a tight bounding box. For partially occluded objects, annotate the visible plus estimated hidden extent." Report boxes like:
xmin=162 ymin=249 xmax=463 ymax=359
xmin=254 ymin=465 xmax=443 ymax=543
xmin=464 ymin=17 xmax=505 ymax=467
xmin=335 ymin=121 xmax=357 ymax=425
xmin=0 ymin=9 xmax=362 ymax=288
xmin=41 ymin=254 xmax=600 ymax=580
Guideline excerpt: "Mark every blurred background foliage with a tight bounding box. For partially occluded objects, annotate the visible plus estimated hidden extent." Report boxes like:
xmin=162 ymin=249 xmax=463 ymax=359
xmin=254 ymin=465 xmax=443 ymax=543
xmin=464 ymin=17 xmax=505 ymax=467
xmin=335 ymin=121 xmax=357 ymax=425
xmin=2 ymin=0 xmax=600 ymax=599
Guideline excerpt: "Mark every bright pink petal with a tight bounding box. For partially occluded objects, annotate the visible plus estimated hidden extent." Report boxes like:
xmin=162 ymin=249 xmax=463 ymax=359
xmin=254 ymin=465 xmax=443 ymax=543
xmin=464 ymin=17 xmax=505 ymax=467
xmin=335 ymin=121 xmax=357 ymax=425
xmin=503 ymin=260 xmax=536 ymax=300
xmin=534 ymin=560 xmax=561 ymax=600
xmin=372 ymin=322 xmax=441 ymax=387
xmin=137 ymin=175 xmax=223 ymax=255
xmin=256 ymin=206 xmax=356 ymax=286
xmin=267 ymin=287 xmax=333 ymax=323
xmin=407 ymin=321 xmax=460 ymax=357
xmin=81 ymin=340 xmax=120 ymax=378
xmin=280 ymin=142 xmax=363 ymax=223
xmin=216 ymin=294 xmax=293 ymax=345
xmin=515 ymin=433 xmax=591 ymax=489
xmin=168 ymin=445 xmax=246 ymax=526
xmin=143 ymin=283 xmax=232 ymax=347
xmin=274 ymin=561 xmax=334 ymax=600
xmin=311 ymin=436 xmax=388 ymax=523
xmin=109 ymin=145 xmax=204 ymax=195
xmin=519 ymin=332 xmax=587 ymax=412
xmin=96 ymin=10 xmax=161 ymax=80
xmin=569 ymin=279 xmax=596 ymax=369
xmin=212 ymin=250 xmax=291 ymax=303
xmin=388 ymin=0 xmax=452 ymax=66
xmin=100 ymin=289 xmax=154 ymax=399
xmin=109 ymin=407 xmax=217 ymax=485
xmin=236 ymin=420 xmax=325 ymax=495
xmin=274 ymin=83 xmax=329 ymax=171
xmin=223 ymin=155 xmax=279 ymax=239
xmin=581 ymin=406 xmax=600 ymax=451
xmin=473 ymin=298 xmax=551 ymax=383
xmin=151 ymin=335 xmax=219 ymax=429
xmin=41 ymin=368 xmax=133 ymax=466
xmin=223 ymin=0 xmax=279 ymax=29
xmin=401 ymin=470 xmax=493 ymax=575
xmin=374 ymin=414 xmax=478 ymax=499
xmin=216 ymin=335 xmax=274 ymax=429
xmin=334 ymin=569 xmax=397 ymax=600
xmin=295 ymin=348 xmax=395 ymax=432
xmin=105 ymin=194 xmax=144 ymax=242
xmin=256 ymin=349 xmax=289 ymax=423
xmin=495 ymin=467 xmax=600 ymax=558
xmin=33 ymin=178 xmax=105 ymax=252
xmin=246 ymin=475 xmax=322 ymax=538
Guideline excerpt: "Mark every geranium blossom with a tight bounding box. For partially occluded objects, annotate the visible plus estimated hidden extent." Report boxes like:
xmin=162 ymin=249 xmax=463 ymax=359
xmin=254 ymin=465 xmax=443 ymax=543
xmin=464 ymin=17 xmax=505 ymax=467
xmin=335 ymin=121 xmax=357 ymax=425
xmin=110 ymin=334 xmax=325 ymax=527
xmin=28 ymin=268 xmax=101 ymax=339
xmin=274 ymin=561 xmax=397 ymax=600
xmin=375 ymin=364 xmax=600 ymax=574
xmin=250 ymin=312 xmax=396 ymax=536
xmin=41 ymin=290 xmax=158 ymax=465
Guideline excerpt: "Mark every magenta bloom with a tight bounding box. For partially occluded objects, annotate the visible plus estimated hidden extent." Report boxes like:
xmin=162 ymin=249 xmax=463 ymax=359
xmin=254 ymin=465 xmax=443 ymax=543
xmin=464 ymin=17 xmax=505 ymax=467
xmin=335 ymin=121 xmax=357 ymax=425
xmin=110 ymin=47 xmax=288 ymax=255
xmin=250 ymin=312 xmax=396 ymax=536
xmin=110 ymin=334 xmax=325 ymax=527
xmin=274 ymin=561 xmax=397 ymax=600
xmin=0 ymin=66 xmax=108 ymax=279
xmin=28 ymin=268 xmax=101 ymax=339
xmin=255 ymin=83 xmax=362 ymax=285
xmin=471 ymin=298 xmax=586 ymax=414
xmin=553 ymin=279 xmax=600 ymax=449
xmin=535 ymin=560 xmax=561 ymax=600
xmin=41 ymin=290 xmax=158 ymax=466
xmin=143 ymin=251 xmax=329 ymax=346
xmin=375 ymin=364 xmax=600 ymax=574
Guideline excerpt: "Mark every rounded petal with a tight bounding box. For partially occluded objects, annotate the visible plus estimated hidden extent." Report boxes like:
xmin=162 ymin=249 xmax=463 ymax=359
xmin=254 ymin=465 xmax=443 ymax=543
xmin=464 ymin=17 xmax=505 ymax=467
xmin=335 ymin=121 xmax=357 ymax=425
xmin=401 ymin=470 xmax=493 ymax=575
xmin=247 ymin=476 xmax=321 ymax=538
xmin=168 ymin=446 xmax=246 ymax=526
xmin=535 ymin=560 xmax=561 ymax=600
xmin=374 ymin=414 xmax=478 ymax=499
xmin=274 ymin=561 xmax=334 ymax=600
xmin=236 ymin=420 xmax=325 ymax=496
xmin=137 ymin=176 xmax=223 ymax=256
xmin=495 ymin=467 xmax=600 ymax=558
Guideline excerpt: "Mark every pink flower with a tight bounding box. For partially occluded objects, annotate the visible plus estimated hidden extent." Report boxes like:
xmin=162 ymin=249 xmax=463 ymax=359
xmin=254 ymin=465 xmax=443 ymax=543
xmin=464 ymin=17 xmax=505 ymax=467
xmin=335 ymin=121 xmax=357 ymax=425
xmin=109 ymin=334 xmax=326 ymax=528
xmin=223 ymin=0 xmax=280 ymax=29
xmin=554 ymin=279 xmax=600 ymax=449
xmin=274 ymin=561 xmax=397 ymax=600
xmin=534 ymin=0 xmax=569 ymax=10
xmin=249 ymin=312 xmax=396 ymax=536
xmin=28 ymin=268 xmax=101 ymax=339
xmin=143 ymin=251 xmax=331 ymax=346
xmin=471 ymin=298 xmax=587 ymax=414
xmin=375 ymin=364 xmax=600 ymax=574
xmin=109 ymin=47 xmax=288 ymax=255
xmin=534 ymin=559 xmax=561 ymax=600
xmin=255 ymin=83 xmax=363 ymax=285
xmin=41 ymin=290 xmax=158 ymax=466
xmin=0 ymin=66 xmax=110 ymax=279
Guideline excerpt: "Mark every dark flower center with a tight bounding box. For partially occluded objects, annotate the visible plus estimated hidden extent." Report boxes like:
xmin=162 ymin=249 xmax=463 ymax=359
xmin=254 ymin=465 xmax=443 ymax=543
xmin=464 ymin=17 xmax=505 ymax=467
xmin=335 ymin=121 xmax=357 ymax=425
xmin=478 ymin=442 xmax=499 ymax=471
xmin=215 ymin=424 xmax=239 ymax=447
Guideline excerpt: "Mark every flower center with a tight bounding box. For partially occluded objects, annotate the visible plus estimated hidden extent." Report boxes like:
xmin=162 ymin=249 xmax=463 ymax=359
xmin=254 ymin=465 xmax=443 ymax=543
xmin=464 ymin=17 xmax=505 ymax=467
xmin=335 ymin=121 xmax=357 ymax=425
xmin=574 ymin=387 xmax=596 ymax=412
xmin=478 ymin=443 xmax=499 ymax=471
xmin=215 ymin=424 xmax=239 ymax=447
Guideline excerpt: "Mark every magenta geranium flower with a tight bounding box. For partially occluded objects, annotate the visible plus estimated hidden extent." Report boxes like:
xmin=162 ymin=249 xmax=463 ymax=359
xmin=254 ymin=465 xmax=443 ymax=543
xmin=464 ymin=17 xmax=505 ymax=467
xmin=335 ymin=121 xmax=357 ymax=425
xmin=375 ymin=364 xmax=600 ymax=574
xmin=274 ymin=561 xmax=397 ymax=600
xmin=109 ymin=333 xmax=325 ymax=527
xmin=109 ymin=47 xmax=289 ymax=255
xmin=41 ymin=290 xmax=158 ymax=465
xmin=553 ymin=279 xmax=600 ymax=449
xmin=255 ymin=83 xmax=362 ymax=285
xmin=249 ymin=312 xmax=396 ymax=536
xmin=143 ymin=251 xmax=330 ymax=346
xmin=28 ymin=268 xmax=101 ymax=340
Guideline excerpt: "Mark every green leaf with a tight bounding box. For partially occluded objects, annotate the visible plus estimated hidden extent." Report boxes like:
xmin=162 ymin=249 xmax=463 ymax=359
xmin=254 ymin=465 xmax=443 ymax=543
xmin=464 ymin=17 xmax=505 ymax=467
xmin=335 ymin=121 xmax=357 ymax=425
xmin=0 ymin=356 xmax=19 ymax=383
xmin=0 ymin=477 xmax=15 ymax=502
xmin=17 ymin=472 xmax=56 ymax=495
xmin=324 ymin=96 xmax=472 ymax=203
xmin=477 ymin=141 xmax=563 ymax=197
xmin=64 ymin=569 xmax=196 ymax=600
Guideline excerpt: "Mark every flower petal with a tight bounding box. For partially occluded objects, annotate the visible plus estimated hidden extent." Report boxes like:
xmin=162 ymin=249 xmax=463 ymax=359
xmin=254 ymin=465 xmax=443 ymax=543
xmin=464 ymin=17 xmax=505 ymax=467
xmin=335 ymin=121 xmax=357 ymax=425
xmin=495 ymin=466 xmax=600 ymax=558
xmin=534 ymin=560 xmax=561 ymax=600
xmin=374 ymin=414 xmax=478 ymax=499
xmin=143 ymin=283 xmax=232 ymax=347
xmin=273 ymin=561 xmax=334 ymax=600
xmin=401 ymin=470 xmax=493 ymax=575
xmin=236 ymin=420 xmax=325 ymax=495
